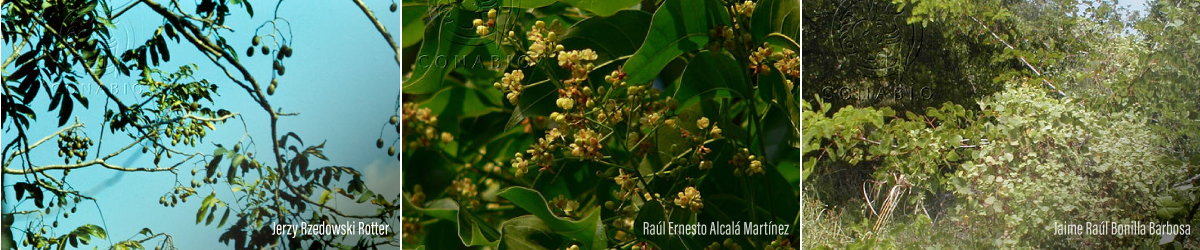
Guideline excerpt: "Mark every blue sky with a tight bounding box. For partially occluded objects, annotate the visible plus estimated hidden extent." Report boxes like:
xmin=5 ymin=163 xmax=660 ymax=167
xmin=4 ymin=0 xmax=400 ymax=248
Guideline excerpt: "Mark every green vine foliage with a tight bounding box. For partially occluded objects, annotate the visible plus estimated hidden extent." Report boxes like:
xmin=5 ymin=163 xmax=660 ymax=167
xmin=399 ymin=0 xmax=801 ymax=249
xmin=804 ymin=0 xmax=1200 ymax=248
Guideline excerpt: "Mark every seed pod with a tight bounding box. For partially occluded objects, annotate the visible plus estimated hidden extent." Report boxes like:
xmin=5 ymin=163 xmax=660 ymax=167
xmin=277 ymin=65 xmax=286 ymax=75
xmin=390 ymin=115 xmax=399 ymax=125
xmin=268 ymin=81 xmax=277 ymax=95
xmin=261 ymin=45 xmax=270 ymax=55
xmin=252 ymin=36 xmax=260 ymax=46
xmin=246 ymin=47 xmax=254 ymax=57
xmin=388 ymin=146 xmax=396 ymax=156
xmin=376 ymin=139 xmax=384 ymax=148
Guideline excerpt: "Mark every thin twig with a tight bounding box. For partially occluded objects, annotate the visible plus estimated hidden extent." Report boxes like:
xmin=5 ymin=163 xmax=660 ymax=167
xmin=969 ymin=16 xmax=1067 ymax=97
xmin=350 ymin=0 xmax=401 ymax=67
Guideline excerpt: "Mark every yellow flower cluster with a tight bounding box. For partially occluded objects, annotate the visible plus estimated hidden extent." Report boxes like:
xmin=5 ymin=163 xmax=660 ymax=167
xmin=401 ymin=103 xmax=441 ymax=149
xmin=525 ymin=20 xmax=563 ymax=65
xmin=674 ymin=186 xmax=704 ymax=213
xmin=557 ymin=49 xmax=598 ymax=85
xmin=494 ymin=69 xmax=525 ymax=104
xmin=451 ymin=177 xmax=480 ymax=208
xmin=773 ymin=48 xmax=799 ymax=79
xmin=730 ymin=148 xmax=764 ymax=176
xmin=570 ymin=128 xmax=602 ymax=159
xmin=510 ymin=128 xmax=563 ymax=177
xmin=473 ymin=9 xmax=497 ymax=36
xmin=732 ymin=0 xmax=755 ymax=17
xmin=550 ymin=194 xmax=581 ymax=217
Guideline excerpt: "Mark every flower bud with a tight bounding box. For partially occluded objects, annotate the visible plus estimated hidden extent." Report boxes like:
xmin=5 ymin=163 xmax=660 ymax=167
xmin=557 ymin=97 xmax=575 ymax=110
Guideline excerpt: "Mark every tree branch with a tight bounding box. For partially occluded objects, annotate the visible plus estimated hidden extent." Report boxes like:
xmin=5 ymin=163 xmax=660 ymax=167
xmin=4 ymin=158 xmax=175 ymax=174
xmin=969 ymin=16 xmax=1067 ymax=98
xmin=350 ymin=0 xmax=401 ymax=67
xmin=3 ymin=122 xmax=85 ymax=167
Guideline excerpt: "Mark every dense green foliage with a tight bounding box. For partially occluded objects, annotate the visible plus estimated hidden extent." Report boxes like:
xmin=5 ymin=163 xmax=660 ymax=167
xmin=803 ymin=0 xmax=1200 ymax=248
xmin=398 ymin=0 xmax=800 ymax=249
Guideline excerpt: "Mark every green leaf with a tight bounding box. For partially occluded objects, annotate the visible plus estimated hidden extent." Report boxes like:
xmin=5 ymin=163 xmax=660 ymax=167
xmin=560 ymin=10 xmax=652 ymax=62
xmin=497 ymin=215 xmax=562 ymax=250
xmin=85 ymin=224 xmax=106 ymax=239
xmin=421 ymin=85 xmax=503 ymax=121
xmin=197 ymin=193 xmax=216 ymax=224
xmin=403 ymin=195 xmax=501 ymax=247
xmin=621 ymin=0 xmax=715 ymax=85
xmin=504 ymin=80 xmax=557 ymax=131
xmin=498 ymin=187 xmax=606 ymax=250
xmin=560 ymin=0 xmax=640 ymax=16
xmin=206 ymin=154 xmax=223 ymax=178
xmin=357 ymin=190 xmax=375 ymax=203
xmin=404 ymin=196 xmax=459 ymax=221
xmin=673 ymin=50 xmax=743 ymax=107
xmin=402 ymin=5 xmax=430 ymax=47
xmin=242 ymin=0 xmax=254 ymax=17
xmin=458 ymin=207 xmax=501 ymax=247
xmin=749 ymin=0 xmax=800 ymax=42
xmin=155 ymin=35 xmax=170 ymax=62
xmin=403 ymin=7 xmax=479 ymax=94
xmin=57 ymin=93 xmax=73 ymax=126
xmin=218 ymin=208 xmax=231 ymax=227
xmin=318 ymin=189 xmax=332 ymax=204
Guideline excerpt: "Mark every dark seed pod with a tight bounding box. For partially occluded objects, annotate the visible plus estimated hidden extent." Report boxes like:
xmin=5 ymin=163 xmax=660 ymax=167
xmin=252 ymin=36 xmax=260 ymax=46
xmin=376 ymin=139 xmax=384 ymax=148
xmin=390 ymin=115 xmax=398 ymax=125
xmin=390 ymin=3 xmax=397 ymax=12
xmin=247 ymin=47 xmax=254 ymax=57
xmin=262 ymin=46 xmax=270 ymax=55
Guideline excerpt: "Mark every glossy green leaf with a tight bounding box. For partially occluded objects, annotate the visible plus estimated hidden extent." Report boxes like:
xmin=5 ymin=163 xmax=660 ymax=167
xmin=458 ymin=207 xmax=501 ymax=247
xmin=502 ymin=0 xmax=556 ymax=8
xmin=497 ymin=215 xmax=561 ymax=250
xmin=750 ymin=0 xmax=800 ymax=42
xmin=402 ymin=4 xmax=429 ymax=47
xmin=504 ymin=79 xmax=556 ymax=131
xmin=560 ymin=0 xmax=640 ymax=16
xmin=197 ymin=193 xmax=216 ymax=224
xmin=561 ymin=10 xmax=652 ymax=62
xmin=674 ymin=50 xmax=743 ymax=107
xmin=498 ymin=187 xmax=606 ymax=250
xmin=621 ymin=0 xmax=715 ymax=85
xmin=403 ymin=8 xmax=480 ymax=94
